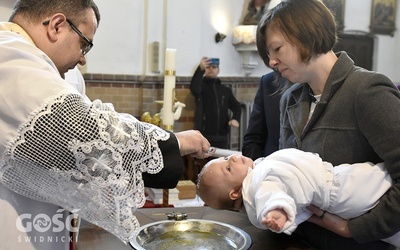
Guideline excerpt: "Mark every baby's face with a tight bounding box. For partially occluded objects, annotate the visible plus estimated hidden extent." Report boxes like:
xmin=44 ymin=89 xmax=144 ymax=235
xmin=204 ymin=154 xmax=254 ymax=188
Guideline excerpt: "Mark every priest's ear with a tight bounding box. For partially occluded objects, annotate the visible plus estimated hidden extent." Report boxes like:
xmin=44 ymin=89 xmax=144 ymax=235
xmin=42 ymin=13 xmax=68 ymax=40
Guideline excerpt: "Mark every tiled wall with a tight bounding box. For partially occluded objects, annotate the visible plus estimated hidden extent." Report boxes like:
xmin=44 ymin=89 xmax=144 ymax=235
xmin=84 ymin=74 xmax=261 ymax=150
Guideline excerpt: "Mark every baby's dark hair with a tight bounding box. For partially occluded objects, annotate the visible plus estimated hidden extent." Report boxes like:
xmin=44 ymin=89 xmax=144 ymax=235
xmin=197 ymin=160 xmax=236 ymax=210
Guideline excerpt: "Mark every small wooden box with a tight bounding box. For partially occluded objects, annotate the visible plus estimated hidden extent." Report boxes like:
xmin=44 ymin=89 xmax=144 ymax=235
xmin=145 ymin=188 xmax=179 ymax=205
xmin=176 ymin=180 xmax=196 ymax=199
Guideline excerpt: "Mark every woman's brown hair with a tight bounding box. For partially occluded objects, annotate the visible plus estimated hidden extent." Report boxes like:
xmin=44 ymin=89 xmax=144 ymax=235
xmin=256 ymin=0 xmax=338 ymax=68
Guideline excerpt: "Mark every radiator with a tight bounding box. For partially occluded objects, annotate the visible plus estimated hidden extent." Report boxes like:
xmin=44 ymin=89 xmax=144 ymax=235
xmin=229 ymin=101 xmax=254 ymax=150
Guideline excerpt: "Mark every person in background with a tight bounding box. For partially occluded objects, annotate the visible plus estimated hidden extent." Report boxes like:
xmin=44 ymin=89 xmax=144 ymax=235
xmin=0 ymin=0 xmax=211 ymax=249
xmin=190 ymin=57 xmax=242 ymax=149
xmin=196 ymin=148 xmax=399 ymax=247
xmin=241 ymin=71 xmax=286 ymax=160
xmin=256 ymin=0 xmax=400 ymax=249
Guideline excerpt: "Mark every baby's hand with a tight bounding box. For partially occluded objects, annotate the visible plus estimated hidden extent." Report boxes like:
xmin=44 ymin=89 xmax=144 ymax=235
xmin=262 ymin=209 xmax=287 ymax=232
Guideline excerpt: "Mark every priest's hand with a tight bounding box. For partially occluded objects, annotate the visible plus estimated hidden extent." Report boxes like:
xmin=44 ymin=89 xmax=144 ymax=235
xmin=175 ymin=130 xmax=214 ymax=158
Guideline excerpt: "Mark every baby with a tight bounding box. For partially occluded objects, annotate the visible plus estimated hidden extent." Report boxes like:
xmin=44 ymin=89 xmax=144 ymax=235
xmin=197 ymin=148 xmax=399 ymax=247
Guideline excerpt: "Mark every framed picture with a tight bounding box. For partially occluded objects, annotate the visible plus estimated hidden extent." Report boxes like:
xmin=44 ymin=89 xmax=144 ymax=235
xmin=242 ymin=0 xmax=270 ymax=25
xmin=370 ymin=0 xmax=397 ymax=36
xmin=323 ymin=0 xmax=346 ymax=33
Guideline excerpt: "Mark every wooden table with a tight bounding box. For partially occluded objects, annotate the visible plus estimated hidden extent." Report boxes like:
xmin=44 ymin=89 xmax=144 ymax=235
xmin=76 ymin=206 xmax=313 ymax=250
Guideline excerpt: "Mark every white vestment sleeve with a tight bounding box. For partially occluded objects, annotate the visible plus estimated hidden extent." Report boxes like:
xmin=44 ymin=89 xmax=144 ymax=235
xmin=0 ymin=29 xmax=171 ymax=242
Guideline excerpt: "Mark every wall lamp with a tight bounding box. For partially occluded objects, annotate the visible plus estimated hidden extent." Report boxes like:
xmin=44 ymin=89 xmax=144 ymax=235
xmin=215 ymin=32 xmax=226 ymax=43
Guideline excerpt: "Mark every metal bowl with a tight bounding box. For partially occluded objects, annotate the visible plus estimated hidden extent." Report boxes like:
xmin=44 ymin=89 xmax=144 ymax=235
xmin=129 ymin=219 xmax=252 ymax=250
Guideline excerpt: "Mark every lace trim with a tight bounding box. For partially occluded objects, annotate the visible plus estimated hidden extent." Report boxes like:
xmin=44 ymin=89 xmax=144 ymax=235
xmin=0 ymin=90 xmax=170 ymax=241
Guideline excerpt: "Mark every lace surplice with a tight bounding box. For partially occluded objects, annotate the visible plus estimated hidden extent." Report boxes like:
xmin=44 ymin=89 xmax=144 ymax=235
xmin=0 ymin=91 xmax=169 ymax=241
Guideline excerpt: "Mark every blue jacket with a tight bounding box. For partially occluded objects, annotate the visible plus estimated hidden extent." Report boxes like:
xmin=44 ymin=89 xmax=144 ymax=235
xmin=242 ymin=72 xmax=284 ymax=159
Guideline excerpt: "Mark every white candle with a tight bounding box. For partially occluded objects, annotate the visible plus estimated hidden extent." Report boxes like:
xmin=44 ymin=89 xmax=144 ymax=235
xmin=162 ymin=48 xmax=177 ymax=130
xmin=165 ymin=48 xmax=176 ymax=71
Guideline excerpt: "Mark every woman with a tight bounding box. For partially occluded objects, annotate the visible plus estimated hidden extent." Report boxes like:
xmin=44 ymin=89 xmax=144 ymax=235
xmin=256 ymin=0 xmax=400 ymax=249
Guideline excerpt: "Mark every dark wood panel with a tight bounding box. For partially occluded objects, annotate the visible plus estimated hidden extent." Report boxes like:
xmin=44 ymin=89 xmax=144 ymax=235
xmin=334 ymin=32 xmax=375 ymax=70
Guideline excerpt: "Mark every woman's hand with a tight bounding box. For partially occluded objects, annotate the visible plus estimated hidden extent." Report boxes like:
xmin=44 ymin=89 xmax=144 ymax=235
xmin=306 ymin=205 xmax=353 ymax=238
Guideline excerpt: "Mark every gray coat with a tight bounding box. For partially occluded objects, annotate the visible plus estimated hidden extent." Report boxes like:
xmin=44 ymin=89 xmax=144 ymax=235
xmin=280 ymin=52 xmax=400 ymax=244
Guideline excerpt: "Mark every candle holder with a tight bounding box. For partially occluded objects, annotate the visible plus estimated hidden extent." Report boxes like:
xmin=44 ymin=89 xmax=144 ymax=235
xmin=140 ymin=112 xmax=161 ymax=127
xmin=232 ymin=25 xmax=259 ymax=76
xmin=142 ymin=99 xmax=186 ymax=128
xmin=161 ymin=48 xmax=178 ymax=207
